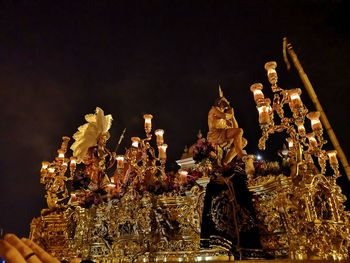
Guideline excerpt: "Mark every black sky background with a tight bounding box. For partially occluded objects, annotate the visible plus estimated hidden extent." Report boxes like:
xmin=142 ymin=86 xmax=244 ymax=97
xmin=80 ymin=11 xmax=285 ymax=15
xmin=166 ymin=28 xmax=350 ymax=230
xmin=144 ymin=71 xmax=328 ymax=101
xmin=0 ymin=0 xmax=349 ymax=237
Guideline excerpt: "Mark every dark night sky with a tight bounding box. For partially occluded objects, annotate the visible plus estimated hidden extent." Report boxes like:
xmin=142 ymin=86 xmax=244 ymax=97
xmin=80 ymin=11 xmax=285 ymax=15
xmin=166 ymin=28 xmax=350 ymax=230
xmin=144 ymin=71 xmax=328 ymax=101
xmin=0 ymin=0 xmax=349 ymax=236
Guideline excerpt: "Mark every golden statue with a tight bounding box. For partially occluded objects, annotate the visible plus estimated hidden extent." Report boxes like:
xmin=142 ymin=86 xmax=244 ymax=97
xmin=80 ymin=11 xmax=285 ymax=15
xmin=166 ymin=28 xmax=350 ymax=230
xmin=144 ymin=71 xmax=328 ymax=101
xmin=207 ymin=87 xmax=247 ymax=165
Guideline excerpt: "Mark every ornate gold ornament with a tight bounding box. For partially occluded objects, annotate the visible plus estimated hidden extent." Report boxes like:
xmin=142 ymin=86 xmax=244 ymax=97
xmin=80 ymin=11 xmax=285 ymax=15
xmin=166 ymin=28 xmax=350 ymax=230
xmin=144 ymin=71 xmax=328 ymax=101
xmin=248 ymin=61 xmax=350 ymax=261
xmin=30 ymin=53 xmax=350 ymax=262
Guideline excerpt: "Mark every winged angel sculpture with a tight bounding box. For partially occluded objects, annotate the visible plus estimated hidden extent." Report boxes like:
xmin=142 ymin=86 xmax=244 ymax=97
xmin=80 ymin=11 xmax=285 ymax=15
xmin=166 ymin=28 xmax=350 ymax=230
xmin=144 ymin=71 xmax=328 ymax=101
xmin=70 ymin=107 xmax=115 ymax=188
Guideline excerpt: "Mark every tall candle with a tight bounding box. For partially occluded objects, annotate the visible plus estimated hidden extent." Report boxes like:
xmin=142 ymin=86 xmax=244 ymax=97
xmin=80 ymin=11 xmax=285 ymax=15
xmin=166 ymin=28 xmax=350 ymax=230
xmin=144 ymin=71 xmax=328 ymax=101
xmin=143 ymin=114 xmax=153 ymax=135
xmin=70 ymin=157 xmax=77 ymax=170
xmin=155 ymin=129 xmax=164 ymax=146
xmin=289 ymin=89 xmax=303 ymax=109
xmin=307 ymin=111 xmax=322 ymax=131
xmin=286 ymin=138 xmax=294 ymax=149
xmin=131 ymin=137 xmax=140 ymax=148
xmin=158 ymin=144 xmax=168 ymax=160
xmin=327 ymin=150 xmax=338 ymax=165
xmin=250 ymin=83 xmax=264 ymax=103
xmin=41 ymin=161 xmax=49 ymax=170
xmin=116 ymin=155 xmax=125 ymax=169
xmin=258 ymin=105 xmax=271 ymax=125
xmin=57 ymin=149 xmax=65 ymax=160
xmin=306 ymin=133 xmax=317 ymax=148
xmin=264 ymin=61 xmax=278 ymax=85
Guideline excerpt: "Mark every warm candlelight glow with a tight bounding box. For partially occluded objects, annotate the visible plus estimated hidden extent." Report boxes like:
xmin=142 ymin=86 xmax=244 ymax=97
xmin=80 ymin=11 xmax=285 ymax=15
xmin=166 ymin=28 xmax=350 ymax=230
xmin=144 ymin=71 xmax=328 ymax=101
xmin=286 ymin=137 xmax=294 ymax=149
xmin=306 ymin=133 xmax=317 ymax=148
xmin=158 ymin=144 xmax=168 ymax=159
xmin=264 ymin=61 xmax=278 ymax=85
xmin=178 ymin=169 xmax=188 ymax=184
xmin=131 ymin=137 xmax=140 ymax=148
xmin=69 ymin=157 xmax=77 ymax=174
xmin=307 ymin=111 xmax=322 ymax=131
xmin=41 ymin=161 xmax=49 ymax=170
xmin=327 ymin=150 xmax=338 ymax=165
xmin=48 ymin=167 xmax=55 ymax=174
xmin=179 ymin=169 xmax=188 ymax=176
xmin=70 ymin=193 xmax=77 ymax=203
xmin=250 ymin=83 xmax=264 ymax=103
xmin=288 ymin=88 xmax=303 ymax=109
xmin=57 ymin=149 xmax=65 ymax=160
xmin=257 ymin=101 xmax=271 ymax=125
xmin=116 ymin=155 xmax=125 ymax=169
xmin=155 ymin=129 xmax=165 ymax=146
xmin=143 ymin=114 xmax=153 ymax=135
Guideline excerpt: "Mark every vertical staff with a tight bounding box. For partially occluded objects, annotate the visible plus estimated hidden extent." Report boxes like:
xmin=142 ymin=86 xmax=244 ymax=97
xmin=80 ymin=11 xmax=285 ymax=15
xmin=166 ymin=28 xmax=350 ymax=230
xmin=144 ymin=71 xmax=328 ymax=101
xmin=283 ymin=37 xmax=350 ymax=181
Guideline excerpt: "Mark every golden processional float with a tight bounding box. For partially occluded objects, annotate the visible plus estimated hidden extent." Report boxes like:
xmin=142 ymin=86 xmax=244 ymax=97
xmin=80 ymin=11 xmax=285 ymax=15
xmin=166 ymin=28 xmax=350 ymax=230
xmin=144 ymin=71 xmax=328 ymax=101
xmin=30 ymin=40 xmax=350 ymax=262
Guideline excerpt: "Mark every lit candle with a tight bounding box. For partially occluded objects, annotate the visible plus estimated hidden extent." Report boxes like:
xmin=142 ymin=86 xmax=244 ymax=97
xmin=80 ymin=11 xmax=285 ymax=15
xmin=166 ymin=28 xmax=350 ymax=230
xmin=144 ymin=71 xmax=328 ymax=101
xmin=306 ymin=133 xmax=317 ymax=148
xmin=69 ymin=193 xmax=78 ymax=204
xmin=57 ymin=149 xmax=65 ymax=160
xmin=257 ymin=101 xmax=271 ymax=125
xmin=70 ymin=157 xmax=77 ymax=170
xmin=158 ymin=144 xmax=168 ymax=160
xmin=116 ymin=155 xmax=125 ymax=169
xmin=264 ymin=61 xmax=278 ymax=85
xmin=178 ymin=169 xmax=188 ymax=184
xmin=286 ymin=138 xmax=294 ymax=149
xmin=48 ymin=167 xmax=55 ymax=175
xmin=307 ymin=111 xmax=322 ymax=131
xmin=288 ymin=88 xmax=303 ymax=109
xmin=131 ymin=137 xmax=140 ymax=148
xmin=155 ymin=129 xmax=165 ymax=146
xmin=327 ymin=150 xmax=338 ymax=165
xmin=41 ymin=161 xmax=49 ymax=170
xmin=143 ymin=114 xmax=153 ymax=135
xmin=250 ymin=83 xmax=264 ymax=103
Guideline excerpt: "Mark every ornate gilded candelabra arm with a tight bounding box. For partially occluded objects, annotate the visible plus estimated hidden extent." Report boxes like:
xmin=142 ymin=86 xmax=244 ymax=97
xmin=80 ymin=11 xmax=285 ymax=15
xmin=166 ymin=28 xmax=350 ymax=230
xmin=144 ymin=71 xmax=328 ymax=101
xmin=252 ymin=61 xmax=341 ymax=182
xmin=272 ymin=93 xmax=284 ymax=119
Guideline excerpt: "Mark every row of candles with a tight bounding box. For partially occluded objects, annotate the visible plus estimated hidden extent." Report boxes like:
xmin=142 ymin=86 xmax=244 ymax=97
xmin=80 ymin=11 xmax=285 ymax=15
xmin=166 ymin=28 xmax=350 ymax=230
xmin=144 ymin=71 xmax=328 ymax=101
xmin=251 ymin=82 xmax=323 ymax=135
xmin=41 ymin=114 xmax=168 ymax=176
xmin=41 ymin=114 xmax=169 ymax=203
xmin=40 ymin=136 xmax=77 ymax=179
xmin=115 ymin=114 xmax=168 ymax=171
xmin=251 ymin=61 xmax=339 ymax=175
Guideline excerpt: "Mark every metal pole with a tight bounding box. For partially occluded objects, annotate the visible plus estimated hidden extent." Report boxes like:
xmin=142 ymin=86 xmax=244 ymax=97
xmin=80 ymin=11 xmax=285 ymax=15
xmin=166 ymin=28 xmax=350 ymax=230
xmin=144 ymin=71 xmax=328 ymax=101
xmin=283 ymin=37 xmax=350 ymax=181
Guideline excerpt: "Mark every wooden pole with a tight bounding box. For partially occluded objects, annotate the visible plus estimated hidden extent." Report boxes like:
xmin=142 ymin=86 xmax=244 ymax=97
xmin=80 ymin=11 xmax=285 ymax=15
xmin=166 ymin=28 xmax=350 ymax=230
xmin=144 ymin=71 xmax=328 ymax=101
xmin=283 ymin=37 xmax=350 ymax=181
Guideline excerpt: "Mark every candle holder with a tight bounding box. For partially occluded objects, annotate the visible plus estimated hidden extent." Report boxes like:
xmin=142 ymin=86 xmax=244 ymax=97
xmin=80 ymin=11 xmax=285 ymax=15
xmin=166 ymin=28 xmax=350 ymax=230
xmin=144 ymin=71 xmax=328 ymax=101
xmin=250 ymin=83 xmax=265 ymax=103
xmin=307 ymin=111 xmax=322 ymax=134
xmin=39 ymin=136 xmax=74 ymax=209
xmin=155 ymin=129 xmax=165 ymax=146
xmin=327 ymin=150 xmax=340 ymax=177
xmin=264 ymin=61 xmax=278 ymax=91
xmin=249 ymin=59 xmax=350 ymax=261
xmin=143 ymin=114 xmax=153 ymax=138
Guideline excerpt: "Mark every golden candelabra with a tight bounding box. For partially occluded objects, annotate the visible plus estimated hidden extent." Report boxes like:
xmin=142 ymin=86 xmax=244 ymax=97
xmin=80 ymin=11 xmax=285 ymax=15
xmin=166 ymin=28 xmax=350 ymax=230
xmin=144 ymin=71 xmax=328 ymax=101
xmin=248 ymin=61 xmax=350 ymax=261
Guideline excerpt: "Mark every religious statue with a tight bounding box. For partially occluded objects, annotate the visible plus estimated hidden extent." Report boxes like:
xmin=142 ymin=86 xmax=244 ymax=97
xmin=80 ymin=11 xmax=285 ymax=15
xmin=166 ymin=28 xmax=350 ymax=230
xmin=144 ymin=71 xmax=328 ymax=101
xmin=70 ymin=107 xmax=115 ymax=189
xmin=207 ymin=87 xmax=247 ymax=165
